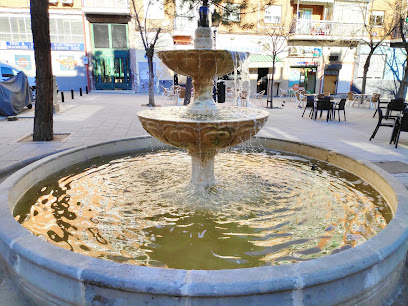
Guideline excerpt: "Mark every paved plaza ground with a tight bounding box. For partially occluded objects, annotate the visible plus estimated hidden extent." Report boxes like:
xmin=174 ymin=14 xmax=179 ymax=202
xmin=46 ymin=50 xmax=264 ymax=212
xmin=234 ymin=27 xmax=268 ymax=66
xmin=0 ymin=92 xmax=407 ymax=304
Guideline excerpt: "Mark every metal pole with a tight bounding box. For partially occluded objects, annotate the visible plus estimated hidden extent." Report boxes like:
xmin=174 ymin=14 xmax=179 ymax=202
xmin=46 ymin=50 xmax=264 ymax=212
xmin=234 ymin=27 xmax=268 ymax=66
xmin=61 ymin=91 xmax=64 ymax=102
xmin=80 ymin=88 xmax=83 ymax=96
xmin=71 ymin=90 xmax=74 ymax=99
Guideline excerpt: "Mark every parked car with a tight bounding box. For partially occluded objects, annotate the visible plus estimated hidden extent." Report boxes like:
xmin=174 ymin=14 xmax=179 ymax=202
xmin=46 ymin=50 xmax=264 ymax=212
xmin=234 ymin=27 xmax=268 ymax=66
xmin=0 ymin=62 xmax=36 ymax=101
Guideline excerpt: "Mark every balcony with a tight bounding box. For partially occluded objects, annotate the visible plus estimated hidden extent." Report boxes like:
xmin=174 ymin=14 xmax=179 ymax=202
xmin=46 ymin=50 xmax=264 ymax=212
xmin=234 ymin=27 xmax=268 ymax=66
xmin=82 ymin=0 xmax=130 ymax=15
xmin=290 ymin=19 xmax=365 ymax=40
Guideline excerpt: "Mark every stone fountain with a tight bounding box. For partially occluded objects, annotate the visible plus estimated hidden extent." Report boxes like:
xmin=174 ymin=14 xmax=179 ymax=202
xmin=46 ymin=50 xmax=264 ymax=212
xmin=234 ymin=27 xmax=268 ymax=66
xmin=137 ymin=6 xmax=268 ymax=187
xmin=0 ymin=3 xmax=407 ymax=305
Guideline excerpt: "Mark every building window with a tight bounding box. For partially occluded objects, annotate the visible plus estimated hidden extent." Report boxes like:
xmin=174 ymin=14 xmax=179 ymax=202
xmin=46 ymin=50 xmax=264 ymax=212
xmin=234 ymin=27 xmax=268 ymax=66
xmin=144 ymin=0 xmax=164 ymax=20
xmin=370 ymin=11 xmax=384 ymax=27
xmin=223 ymin=3 xmax=240 ymax=23
xmin=92 ymin=24 xmax=128 ymax=49
xmin=0 ymin=15 xmax=84 ymax=44
xmin=264 ymin=5 xmax=281 ymax=24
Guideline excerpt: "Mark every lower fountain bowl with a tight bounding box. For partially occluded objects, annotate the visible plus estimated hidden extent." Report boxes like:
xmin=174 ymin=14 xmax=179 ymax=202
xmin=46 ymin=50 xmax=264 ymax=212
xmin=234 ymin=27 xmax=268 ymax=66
xmin=0 ymin=136 xmax=407 ymax=305
xmin=137 ymin=106 xmax=269 ymax=153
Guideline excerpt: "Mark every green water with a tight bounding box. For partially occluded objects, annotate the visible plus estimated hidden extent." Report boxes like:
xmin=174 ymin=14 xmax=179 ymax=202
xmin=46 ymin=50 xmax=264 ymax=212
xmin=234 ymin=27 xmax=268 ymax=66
xmin=15 ymin=149 xmax=391 ymax=270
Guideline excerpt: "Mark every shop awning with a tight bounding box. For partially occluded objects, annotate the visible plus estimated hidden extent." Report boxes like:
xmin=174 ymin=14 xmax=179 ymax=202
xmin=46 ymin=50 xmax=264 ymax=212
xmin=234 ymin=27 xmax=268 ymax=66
xmin=249 ymin=54 xmax=275 ymax=62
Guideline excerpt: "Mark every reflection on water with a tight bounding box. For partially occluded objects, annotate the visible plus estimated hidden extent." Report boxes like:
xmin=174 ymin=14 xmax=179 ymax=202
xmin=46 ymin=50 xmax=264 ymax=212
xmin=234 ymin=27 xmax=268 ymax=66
xmin=15 ymin=149 xmax=391 ymax=270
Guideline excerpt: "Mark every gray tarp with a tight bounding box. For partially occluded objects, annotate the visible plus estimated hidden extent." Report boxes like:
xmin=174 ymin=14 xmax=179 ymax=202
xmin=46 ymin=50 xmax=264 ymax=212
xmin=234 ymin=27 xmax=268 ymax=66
xmin=0 ymin=71 xmax=33 ymax=116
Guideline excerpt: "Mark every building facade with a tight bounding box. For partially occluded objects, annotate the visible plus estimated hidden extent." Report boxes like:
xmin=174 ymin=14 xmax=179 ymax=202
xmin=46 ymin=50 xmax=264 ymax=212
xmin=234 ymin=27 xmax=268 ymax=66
xmin=0 ymin=0 xmax=404 ymax=97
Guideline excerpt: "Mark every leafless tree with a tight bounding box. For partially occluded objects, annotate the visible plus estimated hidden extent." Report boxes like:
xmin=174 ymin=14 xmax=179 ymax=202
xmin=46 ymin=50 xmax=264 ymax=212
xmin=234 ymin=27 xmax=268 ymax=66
xmin=358 ymin=2 xmax=397 ymax=103
xmin=30 ymin=0 xmax=53 ymax=141
xmin=131 ymin=0 xmax=171 ymax=107
xmin=393 ymin=0 xmax=408 ymax=98
xmin=261 ymin=22 xmax=292 ymax=108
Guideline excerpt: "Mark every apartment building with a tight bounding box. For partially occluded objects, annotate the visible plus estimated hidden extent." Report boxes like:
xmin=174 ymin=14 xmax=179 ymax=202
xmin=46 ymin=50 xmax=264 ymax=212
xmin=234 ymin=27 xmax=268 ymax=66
xmin=0 ymin=0 xmax=403 ymax=97
xmin=0 ymin=0 xmax=87 ymax=91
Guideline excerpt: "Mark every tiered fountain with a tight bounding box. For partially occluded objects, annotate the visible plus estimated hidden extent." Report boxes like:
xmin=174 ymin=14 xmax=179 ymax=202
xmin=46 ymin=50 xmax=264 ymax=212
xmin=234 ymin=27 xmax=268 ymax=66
xmin=0 ymin=3 xmax=407 ymax=305
xmin=138 ymin=6 xmax=268 ymax=187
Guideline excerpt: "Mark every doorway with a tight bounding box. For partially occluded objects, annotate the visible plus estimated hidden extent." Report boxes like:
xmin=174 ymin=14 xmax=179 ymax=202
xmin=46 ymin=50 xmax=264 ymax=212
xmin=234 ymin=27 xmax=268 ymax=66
xmin=323 ymin=75 xmax=338 ymax=94
xmin=91 ymin=23 xmax=131 ymax=90
xmin=257 ymin=68 xmax=269 ymax=93
xmin=299 ymin=8 xmax=313 ymax=34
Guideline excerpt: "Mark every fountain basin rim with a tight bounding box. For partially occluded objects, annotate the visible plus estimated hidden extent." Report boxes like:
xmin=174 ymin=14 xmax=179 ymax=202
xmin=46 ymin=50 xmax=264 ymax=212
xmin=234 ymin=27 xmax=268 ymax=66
xmin=0 ymin=136 xmax=407 ymax=304
xmin=137 ymin=106 xmax=269 ymax=123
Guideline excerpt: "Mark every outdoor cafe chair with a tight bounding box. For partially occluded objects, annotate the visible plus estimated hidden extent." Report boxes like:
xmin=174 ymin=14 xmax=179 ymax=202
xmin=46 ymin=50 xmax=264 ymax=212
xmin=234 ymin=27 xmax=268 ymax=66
xmin=279 ymin=88 xmax=288 ymax=98
xmin=391 ymin=110 xmax=408 ymax=148
xmin=302 ymin=95 xmax=315 ymax=118
xmin=369 ymin=93 xmax=380 ymax=110
xmin=347 ymin=91 xmax=358 ymax=107
xmin=314 ymin=98 xmax=333 ymax=122
xmin=369 ymin=108 xmax=395 ymax=141
xmin=295 ymin=90 xmax=306 ymax=108
xmin=333 ymin=98 xmax=347 ymax=121
xmin=385 ymin=98 xmax=405 ymax=119
xmin=161 ymin=85 xmax=179 ymax=105
xmin=253 ymin=90 xmax=265 ymax=107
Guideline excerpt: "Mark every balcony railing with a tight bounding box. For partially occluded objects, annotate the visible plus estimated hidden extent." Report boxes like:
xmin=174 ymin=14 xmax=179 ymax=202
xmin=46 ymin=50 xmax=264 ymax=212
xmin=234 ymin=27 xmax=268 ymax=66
xmin=174 ymin=16 xmax=197 ymax=31
xmin=291 ymin=20 xmax=365 ymax=38
xmin=82 ymin=0 xmax=130 ymax=14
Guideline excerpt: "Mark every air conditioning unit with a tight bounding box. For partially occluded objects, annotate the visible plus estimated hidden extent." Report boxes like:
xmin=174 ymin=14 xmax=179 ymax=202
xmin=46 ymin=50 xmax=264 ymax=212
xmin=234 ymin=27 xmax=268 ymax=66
xmin=61 ymin=0 xmax=73 ymax=4
xmin=49 ymin=0 xmax=58 ymax=4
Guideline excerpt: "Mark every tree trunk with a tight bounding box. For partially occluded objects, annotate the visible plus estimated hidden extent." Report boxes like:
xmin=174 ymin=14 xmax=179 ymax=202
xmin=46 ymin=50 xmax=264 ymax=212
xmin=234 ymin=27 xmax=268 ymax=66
xmin=184 ymin=77 xmax=193 ymax=105
xmin=269 ymin=57 xmax=276 ymax=108
xmin=397 ymin=17 xmax=408 ymax=99
xmin=31 ymin=0 xmax=53 ymax=141
xmin=147 ymin=52 xmax=156 ymax=107
xmin=397 ymin=62 xmax=408 ymax=98
xmin=360 ymin=52 xmax=373 ymax=104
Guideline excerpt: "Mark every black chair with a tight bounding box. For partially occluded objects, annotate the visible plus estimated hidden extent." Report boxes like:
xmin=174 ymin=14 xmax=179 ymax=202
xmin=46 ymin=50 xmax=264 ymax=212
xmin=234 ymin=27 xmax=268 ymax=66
xmin=333 ymin=98 xmax=346 ymax=121
xmin=372 ymin=98 xmax=388 ymax=118
xmin=392 ymin=111 xmax=408 ymax=148
xmin=385 ymin=98 xmax=405 ymax=119
xmin=314 ymin=98 xmax=332 ymax=122
xmin=369 ymin=108 xmax=395 ymax=141
xmin=302 ymin=95 xmax=315 ymax=118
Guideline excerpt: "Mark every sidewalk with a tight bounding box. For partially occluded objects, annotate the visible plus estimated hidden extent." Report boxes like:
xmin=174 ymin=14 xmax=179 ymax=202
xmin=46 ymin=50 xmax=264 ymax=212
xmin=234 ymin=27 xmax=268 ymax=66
xmin=0 ymin=92 xmax=407 ymax=303
xmin=1 ymin=92 xmax=406 ymax=185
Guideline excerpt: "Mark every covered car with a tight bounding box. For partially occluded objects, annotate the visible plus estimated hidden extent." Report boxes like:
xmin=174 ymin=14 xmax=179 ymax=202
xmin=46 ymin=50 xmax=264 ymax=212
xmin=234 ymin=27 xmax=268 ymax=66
xmin=0 ymin=71 xmax=33 ymax=117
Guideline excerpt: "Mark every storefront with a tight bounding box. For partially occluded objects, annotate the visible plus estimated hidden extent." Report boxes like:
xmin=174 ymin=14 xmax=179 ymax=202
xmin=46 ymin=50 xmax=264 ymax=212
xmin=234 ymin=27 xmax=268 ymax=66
xmin=287 ymin=46 xmax=322 ymax=93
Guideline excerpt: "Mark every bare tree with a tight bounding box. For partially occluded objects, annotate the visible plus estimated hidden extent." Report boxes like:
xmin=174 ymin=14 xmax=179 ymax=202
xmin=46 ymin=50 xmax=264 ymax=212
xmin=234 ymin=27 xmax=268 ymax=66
xmin=131 ymin=0 xmax=171 ymax=107
xmin=358 ymin=1 xmax=397 ymax=103
xmin=394 ymin=0 xmax=408 ymax=98
xmin=30 ymin=0 xmax=53 ymax=141
xmin=261 ymin=22 xmax=292 ymax=108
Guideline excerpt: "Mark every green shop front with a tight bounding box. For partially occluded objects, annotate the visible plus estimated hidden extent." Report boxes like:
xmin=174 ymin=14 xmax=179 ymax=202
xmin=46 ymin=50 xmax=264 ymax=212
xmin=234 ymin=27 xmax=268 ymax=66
xmin=91 ymin=23 xmax=131 ymax=90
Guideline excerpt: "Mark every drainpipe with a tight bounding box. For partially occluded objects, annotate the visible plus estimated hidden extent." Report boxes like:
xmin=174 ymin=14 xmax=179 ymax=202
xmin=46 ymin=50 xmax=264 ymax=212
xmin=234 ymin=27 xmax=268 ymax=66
xmin=81 ymin=9 xmax=91 ymax=92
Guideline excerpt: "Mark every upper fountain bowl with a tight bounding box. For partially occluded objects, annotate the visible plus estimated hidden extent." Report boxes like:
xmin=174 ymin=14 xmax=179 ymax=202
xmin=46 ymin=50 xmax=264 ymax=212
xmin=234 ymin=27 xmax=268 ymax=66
xmin=157 ymin=50 xmax=248 ymax=79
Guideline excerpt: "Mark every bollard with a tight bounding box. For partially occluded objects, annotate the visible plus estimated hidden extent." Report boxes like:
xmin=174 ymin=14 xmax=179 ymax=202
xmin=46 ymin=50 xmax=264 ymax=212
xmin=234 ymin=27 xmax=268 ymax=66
xmin=86 ymin=86 xmax=88 ymax=94
xmin=71 ymin=90 xmax=74 ymax=99
xmin=80 ymin=88 xmax=82 ymax=96
xmin=61 ymin=92 xmax=64 ymax=102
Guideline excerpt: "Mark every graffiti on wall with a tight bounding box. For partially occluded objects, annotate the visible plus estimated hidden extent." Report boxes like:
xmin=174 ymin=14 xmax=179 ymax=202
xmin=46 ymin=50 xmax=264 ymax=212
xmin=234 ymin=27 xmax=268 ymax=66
xmin=14 ymin=55 xmax=32 ymax=70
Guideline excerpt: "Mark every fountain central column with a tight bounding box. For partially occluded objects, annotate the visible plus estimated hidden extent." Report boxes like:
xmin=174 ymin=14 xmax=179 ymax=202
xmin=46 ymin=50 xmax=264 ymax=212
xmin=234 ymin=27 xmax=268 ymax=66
xmin=189 ymin=149 xmax=216 ymax=187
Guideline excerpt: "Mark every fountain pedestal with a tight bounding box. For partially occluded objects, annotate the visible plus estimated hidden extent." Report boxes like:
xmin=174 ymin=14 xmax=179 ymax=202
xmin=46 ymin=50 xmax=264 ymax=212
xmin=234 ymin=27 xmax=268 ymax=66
xmin=138 ymin=23 xmax=269 ymax=187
